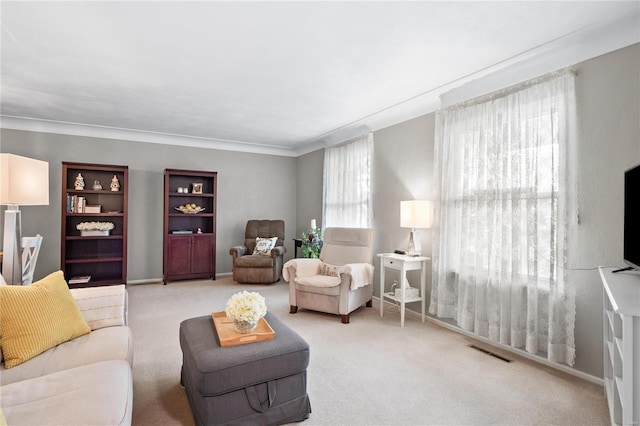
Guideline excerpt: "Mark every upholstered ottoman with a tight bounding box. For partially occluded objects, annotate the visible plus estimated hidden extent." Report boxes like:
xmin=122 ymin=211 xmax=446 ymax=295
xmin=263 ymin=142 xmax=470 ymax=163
xmin=179 ymin=312 xmax=311 ymax=426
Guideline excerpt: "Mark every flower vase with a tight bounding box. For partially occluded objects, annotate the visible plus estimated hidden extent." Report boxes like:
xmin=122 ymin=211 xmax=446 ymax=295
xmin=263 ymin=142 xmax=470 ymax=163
xmin=233 ymin=319 xmax=258 ymax=334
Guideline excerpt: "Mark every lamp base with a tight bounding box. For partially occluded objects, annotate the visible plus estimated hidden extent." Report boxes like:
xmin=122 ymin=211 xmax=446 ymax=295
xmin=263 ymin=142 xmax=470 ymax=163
xmin=407 ymin=229 xmax=421 ymax=256
xmin=2 ymin=206 xmax=23 ymax=285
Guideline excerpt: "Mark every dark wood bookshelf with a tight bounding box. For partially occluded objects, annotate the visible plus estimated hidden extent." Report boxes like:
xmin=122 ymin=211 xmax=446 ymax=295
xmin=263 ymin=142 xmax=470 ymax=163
xmin=61 ymin=162 xmax=128 ymax=287
xmin=163 ymin=169 xmax=217 ymax=284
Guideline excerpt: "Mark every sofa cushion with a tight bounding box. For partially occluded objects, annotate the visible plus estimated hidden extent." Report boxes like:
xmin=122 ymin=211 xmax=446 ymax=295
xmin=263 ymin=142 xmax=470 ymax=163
xmin=0 ymin=325 xmax=133 ymax=385
xmin=0 ymin=270 xmax=91 ymax=368
xmin=71 ymin=284 xmax=128 ymax=330
xmin=1 ymin=360 xmax=133 ymax=426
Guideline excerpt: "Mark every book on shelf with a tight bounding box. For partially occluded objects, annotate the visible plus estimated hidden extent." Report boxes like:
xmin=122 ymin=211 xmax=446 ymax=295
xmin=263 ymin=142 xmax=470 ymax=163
xmin=172 ymin=230 xmax=194 ymax=234
xmin=69 ymin=275 xmax=91 ymax=284
xmin=67 ymin=194 xmax=87 ymax=213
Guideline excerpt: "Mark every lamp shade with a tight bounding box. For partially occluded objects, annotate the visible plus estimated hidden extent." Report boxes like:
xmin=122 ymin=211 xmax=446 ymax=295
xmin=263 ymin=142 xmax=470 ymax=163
xmin=0 ymin=154 xmax=49 ymax=205
xmin=400 ymin=200 xmax=433 ymax=229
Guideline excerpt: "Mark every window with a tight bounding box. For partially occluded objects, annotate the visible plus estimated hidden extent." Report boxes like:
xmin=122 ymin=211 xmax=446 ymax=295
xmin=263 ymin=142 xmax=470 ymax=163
xmin=430 ymin=70 xmax=577 ymax=366
xmin=322 ymin=133 xmax=373 ymax=228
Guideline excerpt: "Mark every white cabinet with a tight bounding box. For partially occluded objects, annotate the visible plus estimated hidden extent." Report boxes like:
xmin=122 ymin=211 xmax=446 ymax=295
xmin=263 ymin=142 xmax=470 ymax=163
xmin=599 ymin=267 xmax=640 ymax=426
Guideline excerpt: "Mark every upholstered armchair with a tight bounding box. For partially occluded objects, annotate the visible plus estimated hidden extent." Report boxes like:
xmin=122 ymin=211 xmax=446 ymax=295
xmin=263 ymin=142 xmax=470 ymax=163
xmin=229 ymin=220 xmax=286 ymax=284
xmin=283 ymin=227 xmax=374 ymax=323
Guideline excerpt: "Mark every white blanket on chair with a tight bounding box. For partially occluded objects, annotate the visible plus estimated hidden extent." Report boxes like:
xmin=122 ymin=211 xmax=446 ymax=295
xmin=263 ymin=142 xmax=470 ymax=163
xmin=342 ymin=263 xmax=374 ymax=290
xmin=282 ymin=259 xmax=321 ymax=282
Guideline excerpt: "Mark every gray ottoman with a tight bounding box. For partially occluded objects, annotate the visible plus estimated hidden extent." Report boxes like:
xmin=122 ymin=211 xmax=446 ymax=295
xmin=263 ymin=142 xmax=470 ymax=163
xmin=180 ymin=312 xmax=311 ymax=426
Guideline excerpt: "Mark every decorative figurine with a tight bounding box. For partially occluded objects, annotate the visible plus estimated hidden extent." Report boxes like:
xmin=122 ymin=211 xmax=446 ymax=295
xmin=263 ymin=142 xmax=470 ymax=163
xmin=74 ymin=173 xmax=85 ymax=190
xmin=110 ymin=175 xmax=120 ymax=191
xmin=92 ymin=180 xmax=102 ymax=190
xmin=197 ymin=227 xmax=203 ymax=234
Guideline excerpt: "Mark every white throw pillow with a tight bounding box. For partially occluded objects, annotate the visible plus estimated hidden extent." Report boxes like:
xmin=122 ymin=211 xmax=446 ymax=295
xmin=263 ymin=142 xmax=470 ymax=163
xmin=253 ymin=237 xmax=278 ymax=255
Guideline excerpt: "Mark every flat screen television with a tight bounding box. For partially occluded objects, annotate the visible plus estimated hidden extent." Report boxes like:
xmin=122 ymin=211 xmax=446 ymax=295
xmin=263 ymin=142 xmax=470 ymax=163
xmin=621 ymin=164 xmax=640 ymax=271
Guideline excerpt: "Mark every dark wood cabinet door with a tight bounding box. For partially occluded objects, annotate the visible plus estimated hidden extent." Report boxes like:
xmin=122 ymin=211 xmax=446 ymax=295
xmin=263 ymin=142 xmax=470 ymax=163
xmin=167 ymin=236 xmax=191 ymax=277
xmin=191 ymin=235 xmax=213 ymax=275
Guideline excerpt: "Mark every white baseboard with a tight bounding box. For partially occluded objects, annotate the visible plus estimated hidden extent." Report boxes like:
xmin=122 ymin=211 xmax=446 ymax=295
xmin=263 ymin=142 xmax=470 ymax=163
xmin=126 ymin=272 xmax=233 ymax=285
xmin=374 ymin=296 xmax=604 ymax=386
xmin=126 ymin=278 xmax=163 ymax=285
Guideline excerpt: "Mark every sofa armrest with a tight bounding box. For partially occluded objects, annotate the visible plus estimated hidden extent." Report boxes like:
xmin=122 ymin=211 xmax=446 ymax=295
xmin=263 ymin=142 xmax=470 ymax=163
xmin=229 ymin=246 xmax=248 ymax=258
xmin=71 ymin=284 xmax=128 ymax=330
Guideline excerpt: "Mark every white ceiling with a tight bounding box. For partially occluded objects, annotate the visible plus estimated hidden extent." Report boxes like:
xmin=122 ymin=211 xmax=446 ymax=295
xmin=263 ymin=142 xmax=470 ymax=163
xmin=1 ymin=1 xmax=639 ymax=157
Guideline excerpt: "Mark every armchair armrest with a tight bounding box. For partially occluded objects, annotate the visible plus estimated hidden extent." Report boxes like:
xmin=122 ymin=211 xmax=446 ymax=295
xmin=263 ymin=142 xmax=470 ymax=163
xmin=270 ymin=246 xmax=287 ymax=257
xmin=341 ymin=263 xmax=375 ymax=290
xmin=229 ymin=246 xmax=248 ymax=258
xmin=71 ymin=284 xmax=128 ymax=330
xmin=282 ymin=258 xmax=322 ymax=282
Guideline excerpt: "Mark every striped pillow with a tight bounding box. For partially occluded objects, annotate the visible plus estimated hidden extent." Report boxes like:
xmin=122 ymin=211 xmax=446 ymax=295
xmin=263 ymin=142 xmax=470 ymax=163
xmin=0 ymin=270 xmax=91 ymax=368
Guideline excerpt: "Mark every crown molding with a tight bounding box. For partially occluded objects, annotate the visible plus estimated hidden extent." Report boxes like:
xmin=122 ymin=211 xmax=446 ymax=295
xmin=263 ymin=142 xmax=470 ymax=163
xmin=0 ymin=116 xmax=299 ymax=157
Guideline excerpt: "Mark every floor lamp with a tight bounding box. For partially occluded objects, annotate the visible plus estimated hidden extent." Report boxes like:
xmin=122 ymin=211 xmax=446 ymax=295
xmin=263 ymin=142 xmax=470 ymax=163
xmin=1 ymin=154 xmax=49 ymax=285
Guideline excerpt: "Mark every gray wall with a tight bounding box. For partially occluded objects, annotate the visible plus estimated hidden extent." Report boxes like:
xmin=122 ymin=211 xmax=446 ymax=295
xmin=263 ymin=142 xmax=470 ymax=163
xmin=571 ymin=44 xmax=640 ymax=376
xmin=295 ymin=149 xmax=324 ymax=238
xmin=0 ymin=131 xmax=297 ymax=282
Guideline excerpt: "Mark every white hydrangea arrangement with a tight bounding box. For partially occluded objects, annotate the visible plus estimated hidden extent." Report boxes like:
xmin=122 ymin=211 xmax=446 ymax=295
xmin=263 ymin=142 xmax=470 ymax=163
xmin=224 ymin=291 xmax=267 ymax=324
xmin=76 ymin=221 xmax=115 ymax=231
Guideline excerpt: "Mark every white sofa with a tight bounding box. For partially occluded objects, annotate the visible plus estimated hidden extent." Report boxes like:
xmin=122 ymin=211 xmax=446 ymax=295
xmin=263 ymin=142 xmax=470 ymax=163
xmin=0 ymin=284 xmax=133 ymax=425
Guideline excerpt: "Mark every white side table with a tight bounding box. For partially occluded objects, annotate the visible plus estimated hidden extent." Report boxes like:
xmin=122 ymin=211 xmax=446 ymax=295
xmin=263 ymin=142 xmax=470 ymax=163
xmin=377 ymin=253 xmax=430 ymax=327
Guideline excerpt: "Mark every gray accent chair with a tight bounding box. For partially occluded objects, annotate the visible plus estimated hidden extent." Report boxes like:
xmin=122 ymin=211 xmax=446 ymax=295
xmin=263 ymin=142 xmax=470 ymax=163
xmin=229 ymin=220 xmax=286 ymax=284
xmin=283 ymin=227 xmax=374 ymax=323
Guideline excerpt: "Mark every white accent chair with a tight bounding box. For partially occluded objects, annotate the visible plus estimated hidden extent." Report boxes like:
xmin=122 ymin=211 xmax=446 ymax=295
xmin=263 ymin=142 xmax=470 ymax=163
xmin=21 ymin=234 xmax=43 ymax=285
xmin=283 ymin=227 xmax=374 ymax=323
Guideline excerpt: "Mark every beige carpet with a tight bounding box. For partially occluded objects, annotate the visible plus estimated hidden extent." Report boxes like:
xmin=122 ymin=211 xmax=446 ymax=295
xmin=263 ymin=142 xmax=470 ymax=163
xmin=127 ymin=277 xmax=609 ymax=425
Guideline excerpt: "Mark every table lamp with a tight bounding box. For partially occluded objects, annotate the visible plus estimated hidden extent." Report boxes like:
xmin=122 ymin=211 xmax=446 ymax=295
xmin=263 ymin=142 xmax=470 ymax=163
xmin=400 ymin=200 xmax=433 ymax=257
xmin=1 ymin=154 xmax=49 ymax=284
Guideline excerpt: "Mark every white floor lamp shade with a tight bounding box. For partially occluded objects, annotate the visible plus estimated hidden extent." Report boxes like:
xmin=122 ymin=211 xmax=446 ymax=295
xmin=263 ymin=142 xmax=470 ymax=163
xmin=400 ymin=200 xmax=433 ymax=258
xmin=1 ymin=154 xmax=49 ymax=284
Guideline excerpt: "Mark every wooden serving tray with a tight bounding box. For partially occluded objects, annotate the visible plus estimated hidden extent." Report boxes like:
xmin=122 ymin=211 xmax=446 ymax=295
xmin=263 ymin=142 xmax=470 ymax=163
xmin=212 ymin=312 xmax=275 ymax=347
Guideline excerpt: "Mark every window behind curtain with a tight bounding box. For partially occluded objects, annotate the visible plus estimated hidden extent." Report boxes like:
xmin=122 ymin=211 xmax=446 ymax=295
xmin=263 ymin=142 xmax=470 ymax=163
xmin=322 ymin=133 xmax=373 ymax=229
xmin=430 ymin=70 xmax=577 ymax=366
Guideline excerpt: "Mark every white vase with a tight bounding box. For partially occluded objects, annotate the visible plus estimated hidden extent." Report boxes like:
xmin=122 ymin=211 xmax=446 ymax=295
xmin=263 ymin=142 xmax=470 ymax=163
xmin=81 ymin=230 xmax=110 ymax=237
xmin=233 ymin=319 xmax=258 ymax=334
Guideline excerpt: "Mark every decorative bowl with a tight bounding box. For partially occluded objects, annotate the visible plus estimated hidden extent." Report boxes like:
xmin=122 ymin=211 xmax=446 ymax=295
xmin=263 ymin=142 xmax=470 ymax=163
xmin=174 ymin=206 xmax=205 ymax=214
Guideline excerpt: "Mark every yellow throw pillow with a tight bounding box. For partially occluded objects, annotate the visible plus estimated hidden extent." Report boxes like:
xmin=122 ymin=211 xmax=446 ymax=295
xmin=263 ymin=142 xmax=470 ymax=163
xmin=0 ymin=270 xmax=91 ymax=368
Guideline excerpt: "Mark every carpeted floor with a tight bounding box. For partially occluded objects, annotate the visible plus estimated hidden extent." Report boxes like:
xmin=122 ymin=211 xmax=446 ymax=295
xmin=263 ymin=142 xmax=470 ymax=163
xmin=127 ymin=276 xmax=609 ymax=425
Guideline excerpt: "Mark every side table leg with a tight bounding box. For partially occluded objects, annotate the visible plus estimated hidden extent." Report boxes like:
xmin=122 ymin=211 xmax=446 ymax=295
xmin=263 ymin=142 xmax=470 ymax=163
xmin=400 ymin=265 xmax=406 ymax=327
xmin=421 ymin=260 xmax=426 ymax=323
xmin=379 ymin=257 xmax=385 ymax=318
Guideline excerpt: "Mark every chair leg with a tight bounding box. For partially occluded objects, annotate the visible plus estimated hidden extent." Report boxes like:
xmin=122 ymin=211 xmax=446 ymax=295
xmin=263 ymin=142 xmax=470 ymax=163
xmin=366 ymin=299 xmax=373 ymax=308
xmin=290 ymin=305 xmax=298 ymax=314
xmin=341 ymin=314 xmax=350 ymax=324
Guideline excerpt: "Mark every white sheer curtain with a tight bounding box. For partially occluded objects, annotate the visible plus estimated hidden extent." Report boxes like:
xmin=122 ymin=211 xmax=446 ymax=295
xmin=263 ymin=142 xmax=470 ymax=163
xmin=430 ymin=70 xmax=577 ymax=366
xmin=323 ymin=133 xmax=373 ymax=229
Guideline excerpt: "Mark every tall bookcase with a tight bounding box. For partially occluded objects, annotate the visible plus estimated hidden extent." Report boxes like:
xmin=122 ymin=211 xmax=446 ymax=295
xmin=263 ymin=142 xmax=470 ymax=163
xmin=61 ymin=162 xmax=128 ymax=287
xmin=163 ymin=169 xmax=217 ymax=284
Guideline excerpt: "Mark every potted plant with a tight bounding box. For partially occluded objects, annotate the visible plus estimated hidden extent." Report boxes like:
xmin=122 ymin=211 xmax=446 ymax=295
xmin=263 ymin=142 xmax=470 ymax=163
xmin=301 ymin=226 xmax=323 ymax=258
